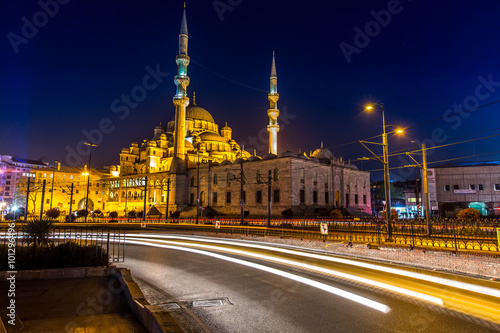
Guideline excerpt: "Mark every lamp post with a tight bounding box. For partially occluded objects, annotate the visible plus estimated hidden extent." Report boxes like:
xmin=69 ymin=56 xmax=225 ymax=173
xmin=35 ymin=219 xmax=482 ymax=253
xmin=84 ymin=142 xmax=97 ymax=223
xmin=364 ymin=103 xmax=394 ymax=239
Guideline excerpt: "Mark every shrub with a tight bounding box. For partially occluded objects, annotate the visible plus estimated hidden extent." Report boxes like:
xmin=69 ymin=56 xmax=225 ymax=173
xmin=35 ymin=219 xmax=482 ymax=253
xmin=171 ymin=211 xmax=180 ymax=218
xmin=22 ymin=218 xmax=53 ymax=247
xmin=109 ymin=211 xmax=118 ymax=218
xmin=244 ymin=210 xmax=250 ymax=218
xmin=457 ymin=208 xmax=480 ymax=226
xmin=281 ymin=209 xmax=293 ymax=219
xmin=127 ymin=210 xmax=137 ymax=218
xmin=77 ymin=209 xmax=88 ymax=217
xmin=136 ymin=211 xmax=144 ymax=218
xmin=92 ymin=209 xmax=103 ymax=218
xmin=381 ymin=209 xmax=399 ymax=220
xmin=46 ymin=208 xmax=60 ymax=219
xmin=65 ymin=214 xmax=76 ymax=222
xmin=206 ymin=211 xmax=215 ymax=219
xmin=330 ymin=209 xmax=343 ymax=219
xmin=4 ymin=213 xmax=16 ymax=221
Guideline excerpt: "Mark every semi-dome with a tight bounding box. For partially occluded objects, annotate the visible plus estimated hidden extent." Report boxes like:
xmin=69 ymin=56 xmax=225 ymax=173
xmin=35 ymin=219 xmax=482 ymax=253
xmin=221 ymin=160 xmax=232 ymax=166
xmin=248 ymin=155 xmax=262 ymax=162
xmin=199 ymin=132 xmax=227 ymax=143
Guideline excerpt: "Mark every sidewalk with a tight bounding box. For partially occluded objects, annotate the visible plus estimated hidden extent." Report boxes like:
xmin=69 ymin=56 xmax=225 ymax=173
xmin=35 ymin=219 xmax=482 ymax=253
xmin=0 ymin=276 xmax=147 ymax=332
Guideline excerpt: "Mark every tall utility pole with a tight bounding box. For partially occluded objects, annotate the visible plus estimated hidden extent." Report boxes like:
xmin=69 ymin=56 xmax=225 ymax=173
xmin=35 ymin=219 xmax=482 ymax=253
xmin=39 ymin=179 xmax=46 ymax=220
xmin=381 ymin=106 xmax=392 ymax=239
xmin=69 ymin=183 xmax=74 ymax=221
xmin=84 ymin=142 xmax=97 ymax=223
xmin=422 ymin=143 xmax=431 ymax=235
xmin=240 ymin=151 xmax=244 ymax=225
xmin=267 ymin=170 xmax=272 ymax=227
xmin=165 ymin=178 xmax=170 ymax=222
xmin=411 ymin=141 xmax=420 ymax=218
xmin=143 ymin=176 xmax=147 ymax=221
xmin=196 ymin=152 xmax=200 ymax=224
xmin=50 ymin=160 xmax=58 ymax=209
xmin=24 ymin=177 xmax=31 ymax=221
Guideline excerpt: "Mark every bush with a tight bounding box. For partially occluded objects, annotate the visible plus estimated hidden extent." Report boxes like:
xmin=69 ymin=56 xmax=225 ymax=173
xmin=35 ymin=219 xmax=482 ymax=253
xmin=65 ymin=214 xmax=76 ymax=222
xmin=171 ymin=211 xmax=180 ymax=219
xmin=136 ymin=211 xmax=144 ymax=218
xmin=77 ymin=209 xmax=88 ymax=217
xmin=46 ymin=208 xmax=60 ymax=219
xmin=244 ymin=210 xmax=250 ymax=218
xmin=109 ymin=211 xmax=118 ymax=218
xmin=127 ymin=210 xmax=137 ymax=218
xmin=457 ymin=208 xmax=480 ymax=225
xmin=23 ymin=218 xmax=53 ymax=247
xmin=381 ymin=209 xmax=399 ymax=221
xmin=206 ymin=211 xmax=215 ymax=219
xmin=281 ymin=209 xmax=293 ymax=219
xmin=92 ymin=209 xmax=103 ymax=218
xmin=330 ymin=209 xmax=343 ymax=219
xmin=4 ymin=213 xmax=16 ymax=221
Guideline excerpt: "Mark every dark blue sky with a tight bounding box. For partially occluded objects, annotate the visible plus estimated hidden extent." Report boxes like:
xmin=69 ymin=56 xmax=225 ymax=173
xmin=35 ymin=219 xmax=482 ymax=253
xmin=3 ymin=1 xmax=500 ymax=180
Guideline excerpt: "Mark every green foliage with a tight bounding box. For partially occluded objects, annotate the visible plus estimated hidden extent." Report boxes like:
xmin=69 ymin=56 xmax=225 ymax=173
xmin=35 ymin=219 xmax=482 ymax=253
xmin=281 ymin=209 xmax=293 ymax=219
xmin=381 ymin=209 xmax=399 ymax=220
xmin=22 ymin=218 xmax=53 ymax=246
xmin=330 ymin=209 xmax=343 ymax=219
xmin=45 ymin=208 xmax=61 ymax=219
xmin=108 ymin=211 xmax=118 ymax=218
xmin=77 ymin=209 xmax=88 ymax=217
xmin=457 ymin=208 xmax=480 ymax=225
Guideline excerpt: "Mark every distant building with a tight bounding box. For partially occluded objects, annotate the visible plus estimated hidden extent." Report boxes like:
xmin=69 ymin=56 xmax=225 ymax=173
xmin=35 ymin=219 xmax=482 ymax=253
xmin=426 ymin=161 xmax=500 ymax=217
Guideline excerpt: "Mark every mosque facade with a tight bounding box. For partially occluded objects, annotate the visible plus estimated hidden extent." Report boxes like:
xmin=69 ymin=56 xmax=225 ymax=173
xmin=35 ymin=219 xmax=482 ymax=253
xmin=104 ymin=5 xmax=371 ymax=217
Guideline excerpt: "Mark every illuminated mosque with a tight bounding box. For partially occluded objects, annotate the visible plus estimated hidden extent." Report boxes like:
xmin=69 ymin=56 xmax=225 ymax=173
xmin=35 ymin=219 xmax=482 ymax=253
xmin=105 ymin=5 xmax=371 ymax=217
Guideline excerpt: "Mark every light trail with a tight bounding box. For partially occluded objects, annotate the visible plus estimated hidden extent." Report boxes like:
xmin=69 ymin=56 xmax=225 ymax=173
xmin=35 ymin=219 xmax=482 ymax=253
xmin=127 ymin=233 xmax=500 ymax=299
xmin=127 ymin=236 xmax=443 ymax=306
xmin=125 ymin=239 xmax=391 ymax=313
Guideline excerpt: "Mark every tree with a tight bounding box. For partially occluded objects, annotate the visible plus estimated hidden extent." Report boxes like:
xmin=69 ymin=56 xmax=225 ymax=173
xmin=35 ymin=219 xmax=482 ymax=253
xmin=109 ymin=211 xmax=118 ymax=218
xmin=457 ymin=208 xmax=480 ymax=226
xmin=128 ymin=210 xmax=137 ymax=218
xmin=330 ymin=209 xmax=343 ymax=219
xmin=381 ymin=209 xmax=399 ymax=220
xmin=46 ymin=208 xmax=60 ymax=219
xmin=77 ymin=209 xmax=88 ymax=217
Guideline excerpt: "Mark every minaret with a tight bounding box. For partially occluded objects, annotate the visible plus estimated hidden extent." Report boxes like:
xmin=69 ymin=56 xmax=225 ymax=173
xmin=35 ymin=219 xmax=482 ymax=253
xmin=172 ymin=2 xmax=190 ymax=173
xmin=267 ymin=51 xmax=279 ymax=155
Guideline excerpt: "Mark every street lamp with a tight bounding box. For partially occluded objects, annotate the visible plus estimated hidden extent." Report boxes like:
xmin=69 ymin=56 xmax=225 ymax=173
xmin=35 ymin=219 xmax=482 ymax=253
xmin=83 ymin=142 xmax=98 ymax=223
xmin=365 ymin=103 xmax=393 ymax=239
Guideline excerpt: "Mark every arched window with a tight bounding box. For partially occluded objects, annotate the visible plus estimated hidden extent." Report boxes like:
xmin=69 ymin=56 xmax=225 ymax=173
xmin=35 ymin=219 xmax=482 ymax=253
xmin=324 ymin=173 xmax=328 ymax=189
xmin=213 ymin=174 xmax=218 ymax=185
xmin=273 ymin=168 xmax=279 ymax=181
xmin=226 ymin=172 xmax=232 ymax=186
xmin=314 ymin=172 xmax=318 ymax=185
xmin=300 ymin=169 xmax=305 ymax=184
xmin=256 ymin=170 xmax=262 ymax=183
xmin=190 ymin=176 xmax=195 ymax=187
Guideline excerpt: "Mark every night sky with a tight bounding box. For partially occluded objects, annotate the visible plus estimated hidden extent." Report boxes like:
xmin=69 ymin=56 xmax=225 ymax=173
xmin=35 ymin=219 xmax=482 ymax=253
xmin=3 ymin=1 xmax=500 ymax=180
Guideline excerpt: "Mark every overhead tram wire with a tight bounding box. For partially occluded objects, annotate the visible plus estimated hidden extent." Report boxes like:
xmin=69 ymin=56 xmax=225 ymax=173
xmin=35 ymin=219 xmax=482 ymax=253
xmin=324 ymin=99 xmax=500 ymax=152
xmin=366 ymin=150 xmax=500 ymax=172
xmin=191 ymin=59 xmax=268 ymax=93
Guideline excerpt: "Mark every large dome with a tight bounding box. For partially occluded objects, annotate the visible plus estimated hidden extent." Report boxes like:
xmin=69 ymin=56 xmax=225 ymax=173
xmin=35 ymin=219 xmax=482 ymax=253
xmin=312 ymin=146 xmax=334 ymax=160
xmin=170 ymin=105 xmax=215 ymax=123
xmin=199 ymin=132 xmax=227 ymax=143
xmin=186 ymin=106 xmax=215 ymax=123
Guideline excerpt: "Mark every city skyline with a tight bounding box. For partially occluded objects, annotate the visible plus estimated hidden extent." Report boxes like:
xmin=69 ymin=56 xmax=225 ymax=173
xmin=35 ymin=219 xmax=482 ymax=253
xmin=3 ymin=1 xmax=500 ymax=180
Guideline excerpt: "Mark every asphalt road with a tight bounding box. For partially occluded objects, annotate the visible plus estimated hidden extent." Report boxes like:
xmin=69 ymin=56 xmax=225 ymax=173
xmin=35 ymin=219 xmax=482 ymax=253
xmin=117 ymin=235 xmax=500 ymax=333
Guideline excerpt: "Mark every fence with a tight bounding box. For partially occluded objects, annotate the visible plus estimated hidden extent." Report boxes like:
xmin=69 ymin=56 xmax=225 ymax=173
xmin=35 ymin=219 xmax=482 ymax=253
xmin=0 ymin=226 xmax=125 ymax=270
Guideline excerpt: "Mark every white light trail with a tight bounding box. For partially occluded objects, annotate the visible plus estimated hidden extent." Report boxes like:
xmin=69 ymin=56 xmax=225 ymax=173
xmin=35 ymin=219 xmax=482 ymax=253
xmin=127 ymin=233 xmax=500 ymax=299
xmin=125 ymin=239 xmax=390 ymax=313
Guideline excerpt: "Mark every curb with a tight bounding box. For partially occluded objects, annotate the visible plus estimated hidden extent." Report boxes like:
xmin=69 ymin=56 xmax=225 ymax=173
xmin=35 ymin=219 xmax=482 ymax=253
xmin=110 ymin=268 xmax=184 ymax=333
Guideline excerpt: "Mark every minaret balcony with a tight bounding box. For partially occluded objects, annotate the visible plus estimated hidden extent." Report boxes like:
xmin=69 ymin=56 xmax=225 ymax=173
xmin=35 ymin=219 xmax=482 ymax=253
xmin=267 ymin=109 xmax=279 ymax=120
xmin=176 ymin=54 xmax=190 ymax=66
xmin=268 ymin=93 xmax=279 ymax=104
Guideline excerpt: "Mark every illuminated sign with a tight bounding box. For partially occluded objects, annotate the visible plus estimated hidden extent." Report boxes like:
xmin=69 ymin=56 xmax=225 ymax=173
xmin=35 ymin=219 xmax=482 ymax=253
xmin=454 ymin=189 xmax=476 ymax=194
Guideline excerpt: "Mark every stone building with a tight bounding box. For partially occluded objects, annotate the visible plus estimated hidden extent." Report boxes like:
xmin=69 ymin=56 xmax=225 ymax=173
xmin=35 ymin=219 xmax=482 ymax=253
xmin=104 ymin=5 xmax=371 ymax=217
